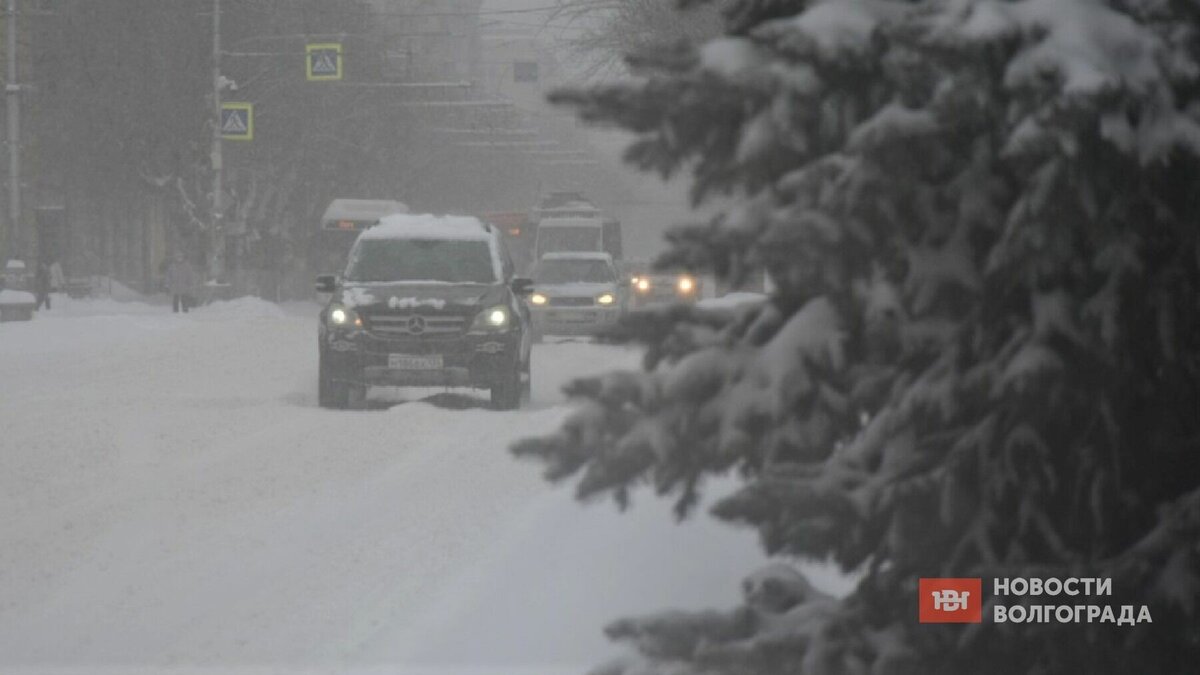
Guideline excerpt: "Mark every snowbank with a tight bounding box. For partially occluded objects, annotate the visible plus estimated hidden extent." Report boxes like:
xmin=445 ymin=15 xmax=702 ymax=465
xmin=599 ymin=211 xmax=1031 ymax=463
xmin=104 ymin=276 xmax=150 ymax=303
xmin=48 ymin=295 xmax=163 ymax=317
xmin=191 ymin=296 xmax=288 ymax=319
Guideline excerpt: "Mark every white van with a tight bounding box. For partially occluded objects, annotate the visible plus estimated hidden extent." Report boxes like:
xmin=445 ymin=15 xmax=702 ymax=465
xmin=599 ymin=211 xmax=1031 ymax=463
xmin=533 ymin=216 xmax=622 ymax=261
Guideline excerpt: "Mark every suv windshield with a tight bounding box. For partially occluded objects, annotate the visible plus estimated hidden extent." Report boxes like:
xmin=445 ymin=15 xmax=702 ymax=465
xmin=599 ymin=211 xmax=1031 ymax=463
xmin=344 ymin=238 xmax=496 ymax=284
xmin=534 ymin=259 xmax=615 ymax=284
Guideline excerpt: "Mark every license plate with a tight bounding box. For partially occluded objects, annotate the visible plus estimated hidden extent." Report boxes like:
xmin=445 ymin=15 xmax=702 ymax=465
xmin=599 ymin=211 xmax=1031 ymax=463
xmin=388 ymin=354 xmax=443 ymax=370
xmin=558 ymin=312 xmax=596 ymax=323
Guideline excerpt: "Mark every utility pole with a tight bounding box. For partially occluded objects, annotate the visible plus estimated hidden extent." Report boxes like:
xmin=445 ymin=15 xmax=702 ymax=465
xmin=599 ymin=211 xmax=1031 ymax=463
xmin=210 ymin=0 xmax=223 ymax=281
xmin=6 ymin=0 xmax=20 ymax=259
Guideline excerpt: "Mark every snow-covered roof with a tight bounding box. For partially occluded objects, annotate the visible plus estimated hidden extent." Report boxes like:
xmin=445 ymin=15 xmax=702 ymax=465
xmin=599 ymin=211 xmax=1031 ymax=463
xmin=537 ymin=217 xmax=604 ymax=229
xmin=540 ymin=251 xmax=614 ymax=263
xmin=321 ymin=199 xmax=410 ymax=227
xmin=360 ymin=213 xmax=495 ymax=242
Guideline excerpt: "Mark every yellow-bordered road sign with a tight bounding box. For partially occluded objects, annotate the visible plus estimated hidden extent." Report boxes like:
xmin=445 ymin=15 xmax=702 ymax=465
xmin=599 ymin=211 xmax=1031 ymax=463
xmin=220 ymin=102 xmax=254 ymax=141
xmin=307 ymin=43 xmax=343 ymax=81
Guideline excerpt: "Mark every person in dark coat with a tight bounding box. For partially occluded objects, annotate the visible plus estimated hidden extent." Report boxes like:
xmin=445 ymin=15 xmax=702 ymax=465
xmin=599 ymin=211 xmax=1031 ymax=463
xmin=165 ymin=253 xmax=198 ymax=313
xmin=34 ymin=261 xmax=51 ymax=310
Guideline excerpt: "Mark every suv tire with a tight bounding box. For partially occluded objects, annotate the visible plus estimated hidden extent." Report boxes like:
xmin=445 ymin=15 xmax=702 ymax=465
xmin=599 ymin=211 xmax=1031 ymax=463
xmin=318 ymin=349 xmax=352 ymax=409
xmin=521 ymin=357 xmax=532 ymax=406
xmin=491 ymin=362 xmax=523 ymax=411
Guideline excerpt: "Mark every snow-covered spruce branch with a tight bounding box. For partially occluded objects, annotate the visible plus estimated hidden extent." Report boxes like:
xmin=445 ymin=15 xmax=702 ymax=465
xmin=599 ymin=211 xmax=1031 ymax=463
xmin=517 ymin=1 xmax=1200 ymax=673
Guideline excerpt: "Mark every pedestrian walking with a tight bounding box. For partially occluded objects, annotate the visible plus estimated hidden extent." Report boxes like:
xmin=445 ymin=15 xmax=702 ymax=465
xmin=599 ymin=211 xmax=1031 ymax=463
xmin=166 ymin=253 xmax=197 ymax=313
xmin=34 ymin=260 xmax=51 ymax=310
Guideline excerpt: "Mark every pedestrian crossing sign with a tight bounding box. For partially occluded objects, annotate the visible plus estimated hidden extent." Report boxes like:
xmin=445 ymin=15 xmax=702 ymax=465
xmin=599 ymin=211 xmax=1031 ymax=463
xmin=306 ymin=43 xmax=342 ymax=81
xmin=220 ymin=102 xmax=254 ymax=141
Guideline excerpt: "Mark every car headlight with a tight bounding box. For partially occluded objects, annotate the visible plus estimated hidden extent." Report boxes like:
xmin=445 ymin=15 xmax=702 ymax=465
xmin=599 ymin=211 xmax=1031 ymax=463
xmin=677 ymin=276 xmax=696 ymax=294
xmin=471 ymin=305 xmax=510 ymax=331
xmin=530 ymin=292 xmax=548 ymax=306
xmin=635 ymin=278 xmax=651 ymax=293
xmin=597 ymin=293 xmax=615 ymax=305
xmin=328 ymin=306 xmax=362 ymax=328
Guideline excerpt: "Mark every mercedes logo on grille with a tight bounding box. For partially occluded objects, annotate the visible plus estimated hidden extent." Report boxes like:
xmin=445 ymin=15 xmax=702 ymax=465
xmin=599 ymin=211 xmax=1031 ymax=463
xmin=406 ymin=315 xmax=427 ymax=334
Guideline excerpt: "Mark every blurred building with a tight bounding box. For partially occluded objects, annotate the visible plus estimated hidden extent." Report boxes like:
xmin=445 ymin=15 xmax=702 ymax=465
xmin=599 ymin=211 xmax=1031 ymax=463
xmin=479 ymin=26 xmax=561 ymax=112
xmin=476 ymin=25 xmax=631 ymax=211
xmin=367 ymin=0 xmax=484 ymax=83
xmin=477 ymin=22 xmax=696 ymax=261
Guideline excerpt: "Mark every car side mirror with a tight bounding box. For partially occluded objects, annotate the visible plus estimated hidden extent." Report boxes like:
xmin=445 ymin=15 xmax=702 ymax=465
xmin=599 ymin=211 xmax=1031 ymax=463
xmin=510 ymin=277 xmax=534 ymax=296
xmin=315 ymin=274 xmax=337 ymax=294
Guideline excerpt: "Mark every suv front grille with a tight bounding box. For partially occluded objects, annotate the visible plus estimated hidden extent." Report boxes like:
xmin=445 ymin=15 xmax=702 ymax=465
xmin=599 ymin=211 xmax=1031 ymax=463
xmin=549 ymin=296 xmax=594 ymax=307
xmin=364 ymin=312 xmax=467 ymax=337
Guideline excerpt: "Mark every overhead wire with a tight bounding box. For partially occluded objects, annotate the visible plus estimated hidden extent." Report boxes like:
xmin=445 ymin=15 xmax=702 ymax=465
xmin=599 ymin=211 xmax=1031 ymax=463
xmin=220 ymin=0 xmax=566 ymax=20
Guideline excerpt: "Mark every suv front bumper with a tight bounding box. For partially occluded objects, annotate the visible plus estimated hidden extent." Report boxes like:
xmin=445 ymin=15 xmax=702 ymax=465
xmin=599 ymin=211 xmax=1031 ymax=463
xmin=322 ymin=328 xmax=521 ymax=389
xmin=531 ymin=306 xmax=620 ymax=336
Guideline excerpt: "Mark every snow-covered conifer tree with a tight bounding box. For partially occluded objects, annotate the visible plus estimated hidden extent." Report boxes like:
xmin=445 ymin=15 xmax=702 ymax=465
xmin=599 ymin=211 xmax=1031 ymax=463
xmin=514 ymin=0 xmax=1200 ymax=672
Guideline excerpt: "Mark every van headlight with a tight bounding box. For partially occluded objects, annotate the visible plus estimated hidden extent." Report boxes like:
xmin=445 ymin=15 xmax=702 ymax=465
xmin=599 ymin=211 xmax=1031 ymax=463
xmin=471 ymin=305 xmax=510 ymax=331
xmin=677 ymin=276 xmax=696 ymax=294
xmin=597 ymin=293 xmax=615 ymax=305
xmin=530 ymin=292 xmax=548 ymax=306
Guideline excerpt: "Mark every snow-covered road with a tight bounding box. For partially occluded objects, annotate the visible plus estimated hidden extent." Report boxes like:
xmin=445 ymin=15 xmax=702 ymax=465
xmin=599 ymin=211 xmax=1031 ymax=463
xmin=0 ymin=298 xmax=780 ymax=673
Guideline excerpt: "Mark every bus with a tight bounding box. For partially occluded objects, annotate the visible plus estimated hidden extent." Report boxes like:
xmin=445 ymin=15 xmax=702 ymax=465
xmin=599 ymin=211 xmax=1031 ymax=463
xmin=311 ymin=199 xmax=409 ymax=277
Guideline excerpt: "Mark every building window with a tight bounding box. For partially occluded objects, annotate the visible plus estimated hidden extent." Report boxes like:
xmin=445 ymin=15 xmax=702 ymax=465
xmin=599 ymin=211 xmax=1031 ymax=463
xmin=514 ymin=61 xmax=539 ymax=83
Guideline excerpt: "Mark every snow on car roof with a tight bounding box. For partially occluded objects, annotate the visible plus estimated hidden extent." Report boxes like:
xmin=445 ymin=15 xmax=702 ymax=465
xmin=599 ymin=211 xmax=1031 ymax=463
xmin=537 ymin=217 xmax=604 ymax=228
xmin=361 ymin=213 xmax=496 ymax=242
xmin=357 ymin=213 xmax=503 ymax=280
xmin=536 ymin=203 xmax=601 ymax=215
xmin=541 ymin=251 xmax=614 ymax=262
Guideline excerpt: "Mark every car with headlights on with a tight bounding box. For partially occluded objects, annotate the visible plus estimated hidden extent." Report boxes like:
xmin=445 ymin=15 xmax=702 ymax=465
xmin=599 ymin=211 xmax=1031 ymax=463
xmin=315 ymin=214 xmax=534 ymax=410
xmin=624 ymin=261 xmax=701 ymax=308
xmin=527 ymin=252 xmax=626 ymax=340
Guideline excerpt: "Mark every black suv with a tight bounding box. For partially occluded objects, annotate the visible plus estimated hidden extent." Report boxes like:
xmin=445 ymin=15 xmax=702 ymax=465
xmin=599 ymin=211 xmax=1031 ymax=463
xmin=316 ymin=215 xmax=534 ymax=410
